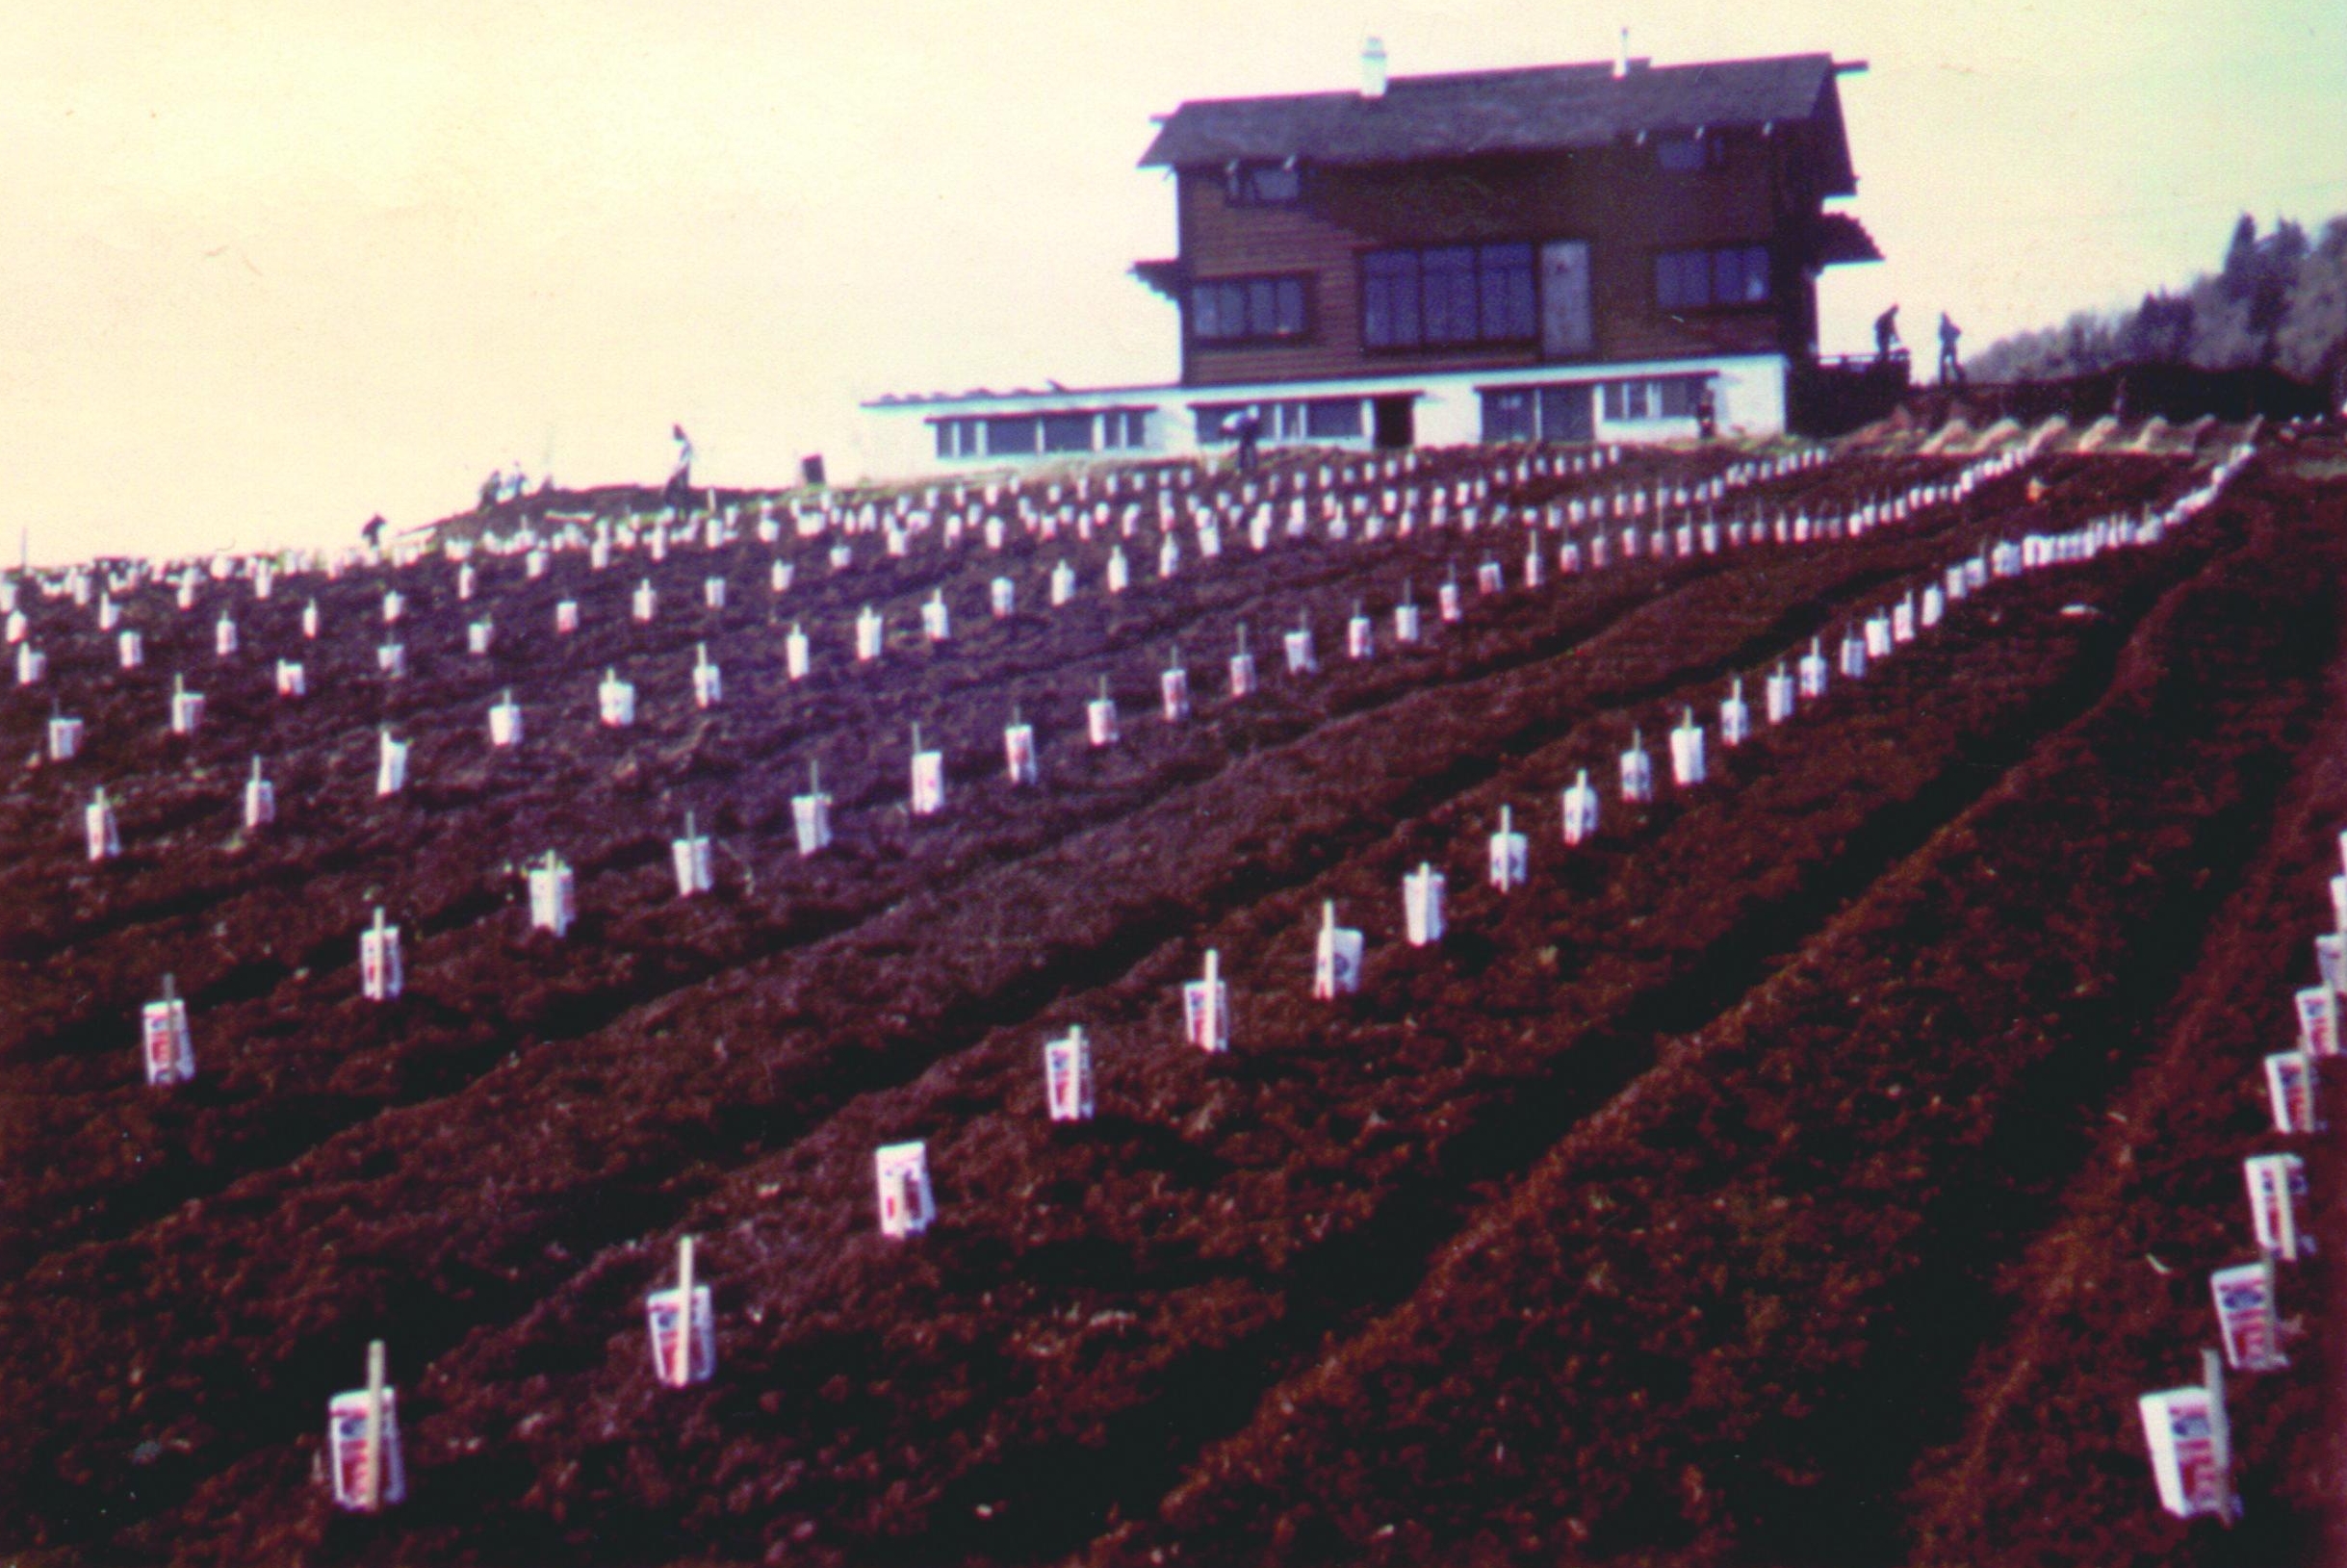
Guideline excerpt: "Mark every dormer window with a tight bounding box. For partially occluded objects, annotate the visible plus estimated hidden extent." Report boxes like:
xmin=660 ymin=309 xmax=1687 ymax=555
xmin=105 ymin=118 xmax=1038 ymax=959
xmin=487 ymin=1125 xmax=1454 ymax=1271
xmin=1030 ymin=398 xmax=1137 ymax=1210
xmin=1226 ymin=161 xmax=1302 ymax=205
xmin=1656 ymin=132 xmax=1726 ymax=172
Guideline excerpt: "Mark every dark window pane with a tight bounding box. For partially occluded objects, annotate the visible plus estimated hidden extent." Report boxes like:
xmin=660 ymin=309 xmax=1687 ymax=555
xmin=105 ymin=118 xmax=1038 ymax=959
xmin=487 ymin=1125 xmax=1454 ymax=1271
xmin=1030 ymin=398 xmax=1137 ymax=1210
xmin=1657 ymin=137 xmax=1705 ymax=172
xmin=1306 ymin=398 xmax=1362 ymax=438
xmin=1482 ymin=389 xmax=1534 ymax=443
xmin=986 ymin=417 xmax=1040 ymax=455
xmin=1601 ymin=381 xmax=1623 ymax=421
xmin=1192 ymin=284 xmax=1222 ymax=339
xmin=1422 ymin=246 xmax=1478 ymax=344
xmin=1713 ymin=248 xmax=1743 ymax=305
xmin=1685 ymin=251 xmax=1712 ymax=307
xmin=1255 ymin=165 xmax=1299 ymax=202
xmin=935 ymin=422 xmax=953 ymax=458
xmin=1195 ymin=403 xmax=1237 ymax=443
xmin=1043 ymin=414 xmax=1094 ymax=453
xmin=1276 ymin=277 xmax=1306 ymax=335
xmin=1741 ymin=244 xmax=1770 ymax=301
xmin=1659 ymin=377 xmax=1700 ymax=417
xmin=1655 ymin=254 xmax=1682 ymax=310
xmin=1363 ymin=251 xmax=1419 ymax=347
xmin=1247 ymin=278 xmax=1277 ymax=335
xmin=1480 ymin=244 xmax=1536 ymax=339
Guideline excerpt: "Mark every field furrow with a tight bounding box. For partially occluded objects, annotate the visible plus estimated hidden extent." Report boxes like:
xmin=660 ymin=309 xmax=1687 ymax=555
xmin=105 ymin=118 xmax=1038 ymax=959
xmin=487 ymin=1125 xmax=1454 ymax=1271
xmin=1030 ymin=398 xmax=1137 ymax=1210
xmin=111 ymin=463 xmax=2225 ymax=1565
xmin=1071 ymin=474 xmax=2331 ymax=1568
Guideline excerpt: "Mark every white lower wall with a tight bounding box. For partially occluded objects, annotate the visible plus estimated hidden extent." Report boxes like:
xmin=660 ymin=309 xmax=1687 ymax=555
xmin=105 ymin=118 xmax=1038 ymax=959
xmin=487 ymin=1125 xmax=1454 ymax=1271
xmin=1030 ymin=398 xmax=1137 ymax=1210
xmin=857 ymin=353 xmax=1788 ymax=481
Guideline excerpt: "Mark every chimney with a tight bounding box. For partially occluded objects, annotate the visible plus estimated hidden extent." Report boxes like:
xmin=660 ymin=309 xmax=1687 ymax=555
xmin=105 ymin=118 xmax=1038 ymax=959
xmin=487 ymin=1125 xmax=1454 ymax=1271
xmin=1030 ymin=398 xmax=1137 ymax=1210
xmin=1614 ymin=27 xmax=1629 ymax=80
xmin=1361 ymin=37 xmax=1388 ymax=99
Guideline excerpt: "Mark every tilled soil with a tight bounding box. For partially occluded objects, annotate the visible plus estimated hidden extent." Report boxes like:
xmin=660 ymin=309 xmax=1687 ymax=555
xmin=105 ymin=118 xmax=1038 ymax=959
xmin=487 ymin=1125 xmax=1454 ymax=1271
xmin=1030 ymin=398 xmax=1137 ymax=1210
xmin=1 ymin=432 xmax=2337 ymax=1567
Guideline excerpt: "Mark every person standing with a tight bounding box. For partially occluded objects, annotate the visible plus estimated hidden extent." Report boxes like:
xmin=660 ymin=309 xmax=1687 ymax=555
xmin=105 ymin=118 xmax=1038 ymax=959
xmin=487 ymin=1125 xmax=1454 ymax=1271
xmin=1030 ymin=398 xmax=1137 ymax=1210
xmin=1873 ymin=304 xmax=1901 ymax=364
xmin=665 ymin=424 xmax=696 ymax=514
xmin=1230 ymin=405 xmax=1263 ymax=474
xmin=1937 ymin=313 xmax=1964 ymax=385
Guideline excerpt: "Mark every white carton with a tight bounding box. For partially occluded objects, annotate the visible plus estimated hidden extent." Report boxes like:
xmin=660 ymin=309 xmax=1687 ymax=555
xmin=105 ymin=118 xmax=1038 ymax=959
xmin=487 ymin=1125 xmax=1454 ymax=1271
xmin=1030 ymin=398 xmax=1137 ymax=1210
xmin=2211 ymin=1261 xmax=2286 ymax=1372
xmin=141 ymin=993 xmax=195 ymax=1087
xmin=644 ymin=1285 xmax=716 ymax=1386
xmin=1044 ymin=1028 xmax=1095 ymax=1122
xmin=326 ymin=1387 xmax=406 ymax=1510
xmin=1313 ymin=903 xmax=1364 ymax=998
xmin=1403 ymin=863 xmax=1446 ymax=946
xmin=2245 ymin=1153 xmax=2310 ymax=1261
xmin=2265 ymin=1050 xmax=2318 ymax=1134
xmin=1182 ymin=951 xmax=1230 ymax=1053
xmin=875 ymin=1142 xmax=936 ymax=1238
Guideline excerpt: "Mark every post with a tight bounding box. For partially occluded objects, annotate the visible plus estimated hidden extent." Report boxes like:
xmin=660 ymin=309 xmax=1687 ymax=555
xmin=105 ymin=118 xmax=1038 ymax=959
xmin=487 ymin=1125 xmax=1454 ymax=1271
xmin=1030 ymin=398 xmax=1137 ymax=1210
xmin=2202 ymin=1347 xmax=2235 ymax=1523
xmin=364 ymin=1339 xmax=387 ymax=1513
xmin=1202 ymin=948 xmax=1220 ymax=1048
xmin=673 ymin=1235 xmax=696 ymax=1386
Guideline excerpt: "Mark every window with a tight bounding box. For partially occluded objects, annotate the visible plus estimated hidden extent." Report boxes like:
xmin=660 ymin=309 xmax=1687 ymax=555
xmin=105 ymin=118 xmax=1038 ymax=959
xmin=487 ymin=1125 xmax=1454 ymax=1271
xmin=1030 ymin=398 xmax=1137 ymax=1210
xmin=1362 ymin=251 xmax=1420 ymax=348
xmin=1657 ymin=378 xmax=1705 ymax=418
xmin=1482 ymin=389 xmax=1535 ymax=443
xmin=1361 ymin=243 xmax=1541 ymax=348
xmin=1602 ymin=380 xmax=1649 ymax=421
xmin=1226 ymin=162 xmax=1301 ymax=205
xmin=985 ymin=416 xmax=1041 ymax=455
xmin=1043 ymin=414 xmax=1095 ymax=453
xmin=1655 ymin=244 xmax=1771 ymax=311
xmin=1480 ymin=244 xmax=1537 ymax=341
xmin=1193 ymin=398 xmax=1364 ymax=445
xmin=1422 ymin=246 xmax=1480 ymax=345
xmin=1099 ymin=410 xmax=1151 ymax=450
xmin=1656 ymin=135 xmax=1726 ymax=173
xmin=1601 ymin=375 xmax=1711 ymax=423
xmin=1305 ymin=398 xmax=1364 ymax=439
xmin=933 ymin=418 xmax=983 ymax=459
xmin=1190 ymin=275 xmax=1308 ymax=343
xmin=1480 ymin=383 xmax=1597 ymax=444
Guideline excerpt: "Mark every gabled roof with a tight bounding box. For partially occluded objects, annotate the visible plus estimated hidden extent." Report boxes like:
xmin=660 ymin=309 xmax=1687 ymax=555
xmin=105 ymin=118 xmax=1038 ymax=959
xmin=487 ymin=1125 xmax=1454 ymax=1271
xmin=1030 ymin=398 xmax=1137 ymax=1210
xmin=1141 ymin=52 xmax=1856 ymax=185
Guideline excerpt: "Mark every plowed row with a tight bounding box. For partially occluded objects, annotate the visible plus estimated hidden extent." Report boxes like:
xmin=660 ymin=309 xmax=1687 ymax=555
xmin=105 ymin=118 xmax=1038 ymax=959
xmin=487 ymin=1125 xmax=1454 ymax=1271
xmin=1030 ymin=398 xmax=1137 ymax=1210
xmin=2 ymin=433 xmax=2332 ymax=1567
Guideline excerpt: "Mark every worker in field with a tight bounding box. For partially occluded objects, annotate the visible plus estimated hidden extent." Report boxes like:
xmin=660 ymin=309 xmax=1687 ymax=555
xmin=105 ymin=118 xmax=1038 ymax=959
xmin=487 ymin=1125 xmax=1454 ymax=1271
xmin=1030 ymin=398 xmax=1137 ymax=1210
xmin=1873 ymin=304 xmax=1901 ymax=364
xmin=1229 ymin=405 xmax=1264 ymax=474
xmin=663 ymin=424 xmax=696 ymax=514
xmin=1938 ymin=312 xmax=1964 ymax=385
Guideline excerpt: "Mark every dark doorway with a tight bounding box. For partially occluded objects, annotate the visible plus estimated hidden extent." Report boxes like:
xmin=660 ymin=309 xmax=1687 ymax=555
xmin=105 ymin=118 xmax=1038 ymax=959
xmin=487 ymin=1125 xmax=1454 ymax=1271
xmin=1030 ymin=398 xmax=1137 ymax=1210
xmin=1538 ymin=383 xmax=1594 ymax=443
xmin=1372 ymin=395 xmax=1415 ymax=450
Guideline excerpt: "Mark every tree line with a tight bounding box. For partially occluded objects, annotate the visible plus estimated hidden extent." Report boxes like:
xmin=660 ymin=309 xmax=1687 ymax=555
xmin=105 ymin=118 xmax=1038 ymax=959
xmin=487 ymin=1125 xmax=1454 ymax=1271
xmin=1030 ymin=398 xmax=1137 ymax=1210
xmin=1969 ymin=214 xmax=2347 ymax=398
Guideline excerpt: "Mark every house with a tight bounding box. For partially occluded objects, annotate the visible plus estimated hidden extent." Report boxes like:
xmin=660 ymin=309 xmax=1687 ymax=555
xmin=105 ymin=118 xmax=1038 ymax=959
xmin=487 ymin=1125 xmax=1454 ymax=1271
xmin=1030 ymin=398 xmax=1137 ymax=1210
xmin=862 ymin=39 xmax=1878 ymax=475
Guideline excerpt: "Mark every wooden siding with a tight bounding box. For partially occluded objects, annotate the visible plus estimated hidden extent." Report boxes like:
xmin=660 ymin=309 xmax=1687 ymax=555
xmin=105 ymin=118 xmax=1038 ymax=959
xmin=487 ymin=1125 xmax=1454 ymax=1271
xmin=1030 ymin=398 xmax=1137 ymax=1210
xmin=1174 ymin=135 xmax=1826 ymax=386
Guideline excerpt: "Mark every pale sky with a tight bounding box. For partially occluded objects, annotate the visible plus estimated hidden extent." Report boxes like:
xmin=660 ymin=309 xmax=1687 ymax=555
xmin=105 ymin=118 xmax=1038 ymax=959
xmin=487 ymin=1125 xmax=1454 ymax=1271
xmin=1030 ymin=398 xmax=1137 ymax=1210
xmin=4 ymin=0 xmax=2341 ymax=565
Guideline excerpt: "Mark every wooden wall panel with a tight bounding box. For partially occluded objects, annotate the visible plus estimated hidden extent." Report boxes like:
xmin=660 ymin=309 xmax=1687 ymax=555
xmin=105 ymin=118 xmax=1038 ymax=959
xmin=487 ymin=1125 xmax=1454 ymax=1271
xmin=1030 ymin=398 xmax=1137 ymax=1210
xmin=1170 ymin=136 xmax=1824 ymax=386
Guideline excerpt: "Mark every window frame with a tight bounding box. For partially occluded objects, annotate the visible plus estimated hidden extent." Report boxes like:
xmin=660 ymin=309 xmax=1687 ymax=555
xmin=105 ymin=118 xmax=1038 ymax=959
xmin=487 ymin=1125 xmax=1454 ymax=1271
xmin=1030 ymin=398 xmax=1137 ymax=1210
xmin=1225 ymin=161 xmax=1302 ymax=207
xmin=983 ymin=416 xmax=1042 ymax=456
xmin=1653 ymin=242 xmax=1773 ymax=315
xmin=1477 ymin=380 xmax=1603 ymax=445
xmin=1598 ymin=373 xmax=1713 ymax=424
xmin=1358 ymin=240 xmax=1545 ymax=353
xmin=1655 ymin=133 xmax=1728 ymax=174
xmin=1188 ymin=271 xmax=1314 ymax=347
xmin=1192 ymin=396 xmax=1365 ymax=447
